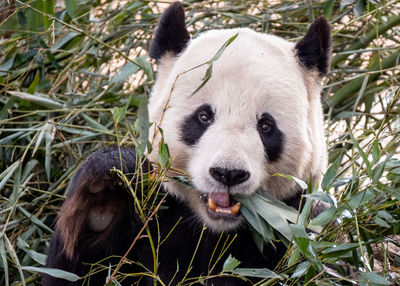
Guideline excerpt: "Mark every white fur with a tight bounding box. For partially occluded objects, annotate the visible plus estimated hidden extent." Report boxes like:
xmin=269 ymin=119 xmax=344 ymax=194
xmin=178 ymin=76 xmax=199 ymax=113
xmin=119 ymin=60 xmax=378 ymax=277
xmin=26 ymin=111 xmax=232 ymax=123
xmin=148 ymin=28 xmax=327 ymax=231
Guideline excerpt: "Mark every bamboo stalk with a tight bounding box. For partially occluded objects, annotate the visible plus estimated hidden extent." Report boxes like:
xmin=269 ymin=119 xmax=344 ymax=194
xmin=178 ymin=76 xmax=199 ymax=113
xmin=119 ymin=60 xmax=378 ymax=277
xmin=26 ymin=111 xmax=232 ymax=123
xmin=331 ymin=14 xmax=400 ymax=67
xmin=327 ymin=50 xmax=400 ymax=107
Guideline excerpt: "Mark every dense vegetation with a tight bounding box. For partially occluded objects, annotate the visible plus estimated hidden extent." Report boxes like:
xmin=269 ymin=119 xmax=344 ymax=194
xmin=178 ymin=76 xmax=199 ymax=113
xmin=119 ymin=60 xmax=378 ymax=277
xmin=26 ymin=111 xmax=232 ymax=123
xmin=0 ymin=0 xmax=399 ymax=285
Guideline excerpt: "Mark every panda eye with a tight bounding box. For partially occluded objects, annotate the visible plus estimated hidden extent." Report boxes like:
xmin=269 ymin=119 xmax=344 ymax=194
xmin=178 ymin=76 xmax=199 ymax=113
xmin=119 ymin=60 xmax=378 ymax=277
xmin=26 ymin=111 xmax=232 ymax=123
xmin=257 ymin=113 xmax=275 ymax=134
xmin=198 ymin=110 xmax=212 ymax=125
xmin=260 ymin=122 xmax=272 ymax=133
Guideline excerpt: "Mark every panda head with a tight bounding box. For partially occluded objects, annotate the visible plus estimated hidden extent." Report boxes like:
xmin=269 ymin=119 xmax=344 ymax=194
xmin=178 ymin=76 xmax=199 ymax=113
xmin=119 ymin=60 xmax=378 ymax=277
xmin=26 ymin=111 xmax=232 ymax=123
xmin=147 ymin=2 xmax=331 ymax=232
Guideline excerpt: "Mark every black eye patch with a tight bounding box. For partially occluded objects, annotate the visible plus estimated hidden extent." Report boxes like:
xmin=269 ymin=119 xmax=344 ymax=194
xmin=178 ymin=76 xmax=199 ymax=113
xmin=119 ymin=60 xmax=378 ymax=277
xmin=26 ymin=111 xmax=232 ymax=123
xmin=180 ymin=104 xmax=215 ymax=146
xmin=257 ymin=112 xmax=284 ymax=162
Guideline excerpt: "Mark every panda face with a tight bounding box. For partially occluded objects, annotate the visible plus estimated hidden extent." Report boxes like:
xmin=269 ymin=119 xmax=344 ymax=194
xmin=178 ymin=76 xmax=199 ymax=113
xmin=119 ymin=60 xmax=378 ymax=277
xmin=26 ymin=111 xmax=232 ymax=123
xmin=148 ymin=17 xmax=330 ymax=231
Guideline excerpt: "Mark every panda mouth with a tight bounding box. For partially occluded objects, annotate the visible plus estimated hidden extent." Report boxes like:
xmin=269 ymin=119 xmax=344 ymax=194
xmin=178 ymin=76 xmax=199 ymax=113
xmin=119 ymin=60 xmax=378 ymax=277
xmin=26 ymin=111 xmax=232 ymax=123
xmin=205 ymin=192 xmax=241 ymax=218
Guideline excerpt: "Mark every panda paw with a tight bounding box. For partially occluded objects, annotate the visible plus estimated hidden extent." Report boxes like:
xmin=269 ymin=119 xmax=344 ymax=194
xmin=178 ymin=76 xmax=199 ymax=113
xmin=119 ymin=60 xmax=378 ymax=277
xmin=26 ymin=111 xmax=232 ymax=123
xmin=55 ymin=147 xmax=144 ymax=259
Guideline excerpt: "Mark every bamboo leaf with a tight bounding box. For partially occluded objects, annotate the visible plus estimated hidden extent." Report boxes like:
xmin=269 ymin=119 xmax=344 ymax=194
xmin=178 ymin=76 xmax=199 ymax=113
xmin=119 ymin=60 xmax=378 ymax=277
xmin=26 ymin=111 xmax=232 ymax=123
xmin=20 ymin=266 xmax=79 ymax=281
xmin=17 ymin=238 xmax=47 ymax=265
xmin=229 ymin=268 xmax=281 ymax=279
xmin=290 ymin=225 xmax=323 ymax=271
xmin=50 ymin=32 xmax=81 ymax=52
xmin=321 ymin=156 xmax=342 ymax=190
xmin=17 ymin=206 xmax=53 ymax=234
xmin=65 ymin=0 xmax=77 ymax=18
xmin=358 ymin=272 xmax=389 ymax=285
xmin=0 ymin=161 xmax=21 ymax=192
xmin=210 ymin=33 xmax=238 ymax=63
xmin=27 ymin=71 xmax=40 ymax=94
xmin=349 ymin=128 xmax=372 ymax=178
xmin=111 ymin=61 xmax=140 ymax=85
xmin=136 ymin=95 xmax=151 ymax=157
xmin=0 ymin=237 xmax=9 ymax=286
xmin=4 ymin=235 xmax=26 ymax=286
xmin=222 ymin=254 xmax=241 ymax=272
xmin=45 ymin=123 xmax=55 ymax=180
xmin=8 ymin=91 xmax=64 ymax=109
xmin=291 ymin=261 xmax=310 ymax=278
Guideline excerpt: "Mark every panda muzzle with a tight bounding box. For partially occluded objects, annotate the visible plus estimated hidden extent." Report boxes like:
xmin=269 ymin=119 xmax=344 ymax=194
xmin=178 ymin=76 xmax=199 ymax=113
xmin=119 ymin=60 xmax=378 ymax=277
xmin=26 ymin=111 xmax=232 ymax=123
xmin=207 ymin=192 xmax=241 ymax=215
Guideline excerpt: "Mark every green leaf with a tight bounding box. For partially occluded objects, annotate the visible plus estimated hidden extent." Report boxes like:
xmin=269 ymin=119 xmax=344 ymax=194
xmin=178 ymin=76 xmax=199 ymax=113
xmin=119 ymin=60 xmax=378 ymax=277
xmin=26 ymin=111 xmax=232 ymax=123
xmin=0 ymin=52 xmax=16 ymax=72
xmin=45 ymin=123 xmax=55 ymax=180
xmin=10 ymin=163 xmax=22 ymax=206
xmin=80 ymin=113 xmax=110 ymax=132
xmin=303 ymin=192 xmax=335 ymax=205
xmin=291 ymin=261 xmax=310 ymax=278
xmin=135 ymin=56 xmax=154 ymax=81
xmin=222 ymin=254 xmax=241 ymax=272
xmin=210 ymin=33 xmax=238 ymax=63
xmin=157 ymin=128 xmax=170 ymax=167
xmin=354 ymin=0 xmax=366 ymax=18
xmin=321 ymin=156 xmax=341 ymax=190
xmin=0 ymin=238 xmax=9 ymax=286
xmin=136 ymin=96 xmax=151 ymax=157
xmin=65 ymin=0 xmax=77 ymax=18
xmin=229 ymin=268 xmax=281 ymax=279
xmin=191 ymin=33 xmax=238 ymax=96
xmin=287 ymin=247 xmax=300 ymax=266
xmin=239 ymin=194 xmax=293 ymax=241
xmin=111 ymin=61 xmax=140 ymax=85
xmin=274 ymin=174 xmax=308 ymax=189
xmin=372 ymin=162 xmax=385 ymax=185
xmin=290 ymin=224 xmax=323 ymax=271
xmin=43 ymin=0 xmax=55 ymax=30
xmin=50 ymin=32 xmax=81 ymax=52
xmin=32 ymin=122 xmax=47 ymax=157
xmin=351 ymin=74 xmax=369 ymax=117
xmin=377 ymin=210 xmax=394 ymax=222
xmin=323 ymin=0 xmax=335 ymax=19
xmin=374 ymin=217 xmax=390 ymax=228
xmin=27 ymin=71 xmax=40 ymax=94
xmin=371 ymin=139 xmax=380 ymax=163
xmin=358 ymin=272 xmax=390 ymax=285
xmin=20 ymin=266 xmax=80 ymax=281
xmin=191 ymin=64 xmax=212 ymax=96
xmin=111 ymin=106 xmax=127 ymax=125
xmin=0 ymin=161 xmax=21 ymax=192
xmin=4 ymin=235 xmax=26 ymax=286
xmin=8 ymin=91 xmax=64 ymax=109
xmin=17 ymin=206 xmax=53 ymax=234
xmin=27 ymin=0 xmax=44 ymax=32
xmin=348 ymin=189 xmax=376 ymax=210
xmin=240 ymin=204 xmax=274 ymax=242
xmin=310 ymin=206 xmax=337 ymax=226
xmin=322 ymin=242 xmax=360 ymax=257
xmin=349 ymin=128 xmax=372 ymax=178
xmin=17 ymin=238 xmax=47 ymax=265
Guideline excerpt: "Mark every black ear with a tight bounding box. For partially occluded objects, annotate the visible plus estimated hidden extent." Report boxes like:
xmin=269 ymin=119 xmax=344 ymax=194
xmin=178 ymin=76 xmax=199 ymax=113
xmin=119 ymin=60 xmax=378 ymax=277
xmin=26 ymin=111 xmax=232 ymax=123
xmin=149 ymin=2 xmax=190 ymax=60
xmin=295 ymin=16 xmax=332 ymax=76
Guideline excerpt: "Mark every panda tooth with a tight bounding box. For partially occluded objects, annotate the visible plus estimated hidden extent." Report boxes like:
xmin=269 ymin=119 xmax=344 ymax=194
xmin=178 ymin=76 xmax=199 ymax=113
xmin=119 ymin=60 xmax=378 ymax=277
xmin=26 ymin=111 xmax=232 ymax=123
xmin=215 ymin=208 xmax=231 ymax=214
xmin=208 ymin=198 xmax=217 ymax=211
xmin=230 ymin=202 xmax=241 ymax=215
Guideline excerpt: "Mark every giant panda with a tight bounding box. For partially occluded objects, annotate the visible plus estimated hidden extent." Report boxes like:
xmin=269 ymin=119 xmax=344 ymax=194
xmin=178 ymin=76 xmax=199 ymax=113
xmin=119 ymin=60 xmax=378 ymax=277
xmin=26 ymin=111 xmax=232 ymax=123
xmin=43 ymin=2 xmax=331 ymax=285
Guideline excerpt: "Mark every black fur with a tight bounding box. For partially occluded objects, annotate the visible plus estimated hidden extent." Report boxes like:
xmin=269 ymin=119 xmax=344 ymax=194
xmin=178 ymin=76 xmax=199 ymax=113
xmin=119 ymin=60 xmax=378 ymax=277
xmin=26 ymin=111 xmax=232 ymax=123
xmin=149 ymin=2 xmax=190 ymax=60
xmin=295 ymin=16 xmax=332 ymax=76
xmin=180 ymin=104 xmax=215 ymax=146
xmin=43 ymin=148 xmax=291 ymax=286
xmin=257 ymin=112 xmax=284 ymax=162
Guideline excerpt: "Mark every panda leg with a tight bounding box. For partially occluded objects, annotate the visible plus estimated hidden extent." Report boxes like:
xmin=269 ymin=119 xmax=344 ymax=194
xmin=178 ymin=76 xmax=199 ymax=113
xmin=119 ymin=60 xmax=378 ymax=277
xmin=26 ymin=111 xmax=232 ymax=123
xmin=42 ymin=147 xmax=148 ymax=285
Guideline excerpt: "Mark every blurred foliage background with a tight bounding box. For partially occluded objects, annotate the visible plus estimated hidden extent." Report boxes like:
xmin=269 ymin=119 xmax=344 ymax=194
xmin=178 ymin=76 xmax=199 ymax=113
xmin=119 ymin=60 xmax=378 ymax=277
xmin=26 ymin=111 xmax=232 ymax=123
xmin=0 ymin=0 xmax=399 ymax=285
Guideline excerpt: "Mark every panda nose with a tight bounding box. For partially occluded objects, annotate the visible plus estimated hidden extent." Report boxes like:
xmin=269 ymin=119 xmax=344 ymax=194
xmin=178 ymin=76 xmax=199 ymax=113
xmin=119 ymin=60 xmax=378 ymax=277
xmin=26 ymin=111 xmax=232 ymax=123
xmin=209 ymin=167 xmax=250 ymax=187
